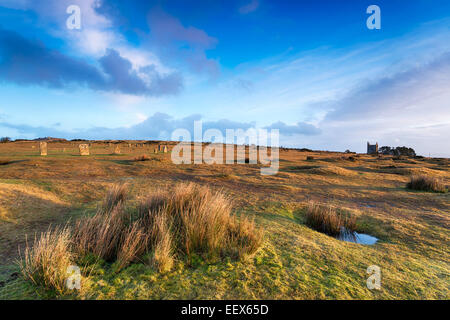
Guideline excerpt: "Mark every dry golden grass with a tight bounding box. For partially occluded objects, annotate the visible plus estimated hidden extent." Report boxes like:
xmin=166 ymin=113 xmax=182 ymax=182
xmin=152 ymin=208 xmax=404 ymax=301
xmin=227 ymin=217 xmax=263 ymax=259
xmin=407 ymin=175 xmax=447 ymax=193
xmin=101 ymin=183 xmax=128 ymax=213
xmin=138 ymin=183 xmax=263 ymax=261
xmin=70 ymin=183 xmax=263 ymax=272
xmin=1 ymin=141 xmax=449 ymax=299
xmin=304 ymin=202 xmax=357 ymax=237
xmin=308 ymin=165 xmax=357 ymax=176
xmin=19 ymin=226 xmax=73 ymax=294
xmin=73 ymin=204 xmax=127 ymax=261
xmin=148 ymin=210 xmax=174 ymax=273
xmin=116 ymin=221 xmax=148 ymax=270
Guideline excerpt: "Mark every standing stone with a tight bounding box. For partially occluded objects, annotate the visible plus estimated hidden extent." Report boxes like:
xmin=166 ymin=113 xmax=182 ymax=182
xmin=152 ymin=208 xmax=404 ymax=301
xmin=114 ymin=145 xmax=121 ymax=154
xmin=39 ymin=142 xmax=48 ymax=156
xmin=63 ymin=148 xmax=66 ymax=153
xmin=163 ymin=145 xmax=168 ymax=153
xmin=154 ymin=148 xmax=158 ymax=154
xmin=79 ymin=144 xmax=90 ymax=156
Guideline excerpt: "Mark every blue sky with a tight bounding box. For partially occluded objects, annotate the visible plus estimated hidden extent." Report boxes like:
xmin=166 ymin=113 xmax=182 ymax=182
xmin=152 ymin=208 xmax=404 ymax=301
xmin=0 ymin=0 xmax=449 ymax=156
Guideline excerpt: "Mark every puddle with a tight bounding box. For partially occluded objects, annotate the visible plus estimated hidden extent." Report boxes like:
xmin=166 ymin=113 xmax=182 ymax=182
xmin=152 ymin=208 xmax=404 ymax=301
xmin=338 ymin=228 xmax=378 ymax=245
xmin=360 ymin=203 xmax=376 ymax=208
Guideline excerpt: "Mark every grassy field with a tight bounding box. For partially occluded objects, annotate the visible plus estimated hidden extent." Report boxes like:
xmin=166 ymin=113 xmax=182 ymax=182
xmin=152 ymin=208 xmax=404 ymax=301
xmin=0 ymin=140 xmax=448 ymax=299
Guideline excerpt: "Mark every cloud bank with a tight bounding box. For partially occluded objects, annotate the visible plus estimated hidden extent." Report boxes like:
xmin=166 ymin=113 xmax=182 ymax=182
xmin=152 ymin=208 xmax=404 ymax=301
xmin=0 ymin=28 xmax=182 ymax=96
xmin=0 ymin=112 xmax=320 ymax=141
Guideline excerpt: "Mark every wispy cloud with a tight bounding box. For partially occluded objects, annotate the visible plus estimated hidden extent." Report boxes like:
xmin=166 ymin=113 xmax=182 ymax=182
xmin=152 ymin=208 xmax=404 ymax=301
xmin=324 ymin=52 xmax=450 ymax=121
xmin=239 ymin=0 xmax=260 ymax=15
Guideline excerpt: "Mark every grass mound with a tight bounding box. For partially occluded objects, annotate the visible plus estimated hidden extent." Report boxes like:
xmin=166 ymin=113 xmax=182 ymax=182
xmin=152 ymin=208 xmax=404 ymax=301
xmin=406 ymin=175 xmax=447 ymax=193
xmin=381 ymin=166 xmax=445 ymax=177
xmin=287 ymin=165 xmax=356 ymax=176
xmin=304 ymin=202 xmax=356 ymax=237
xmin=308 ymin=165 xmax=356 ymax=176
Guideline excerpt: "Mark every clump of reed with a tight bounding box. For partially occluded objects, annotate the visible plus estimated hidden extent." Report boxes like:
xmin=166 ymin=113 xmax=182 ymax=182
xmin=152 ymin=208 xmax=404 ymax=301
xmin=406 ymin=175 xmax=447 ymax=193
xmin=304 ymin=202 xmax=356 ymax=237
xmin=22 ymin=182 xmax=264 ymax=286
xmin=19 ymin=226 xmax=74 ymax=294
xmin=138 ymin=183 xmax=263 ymax=269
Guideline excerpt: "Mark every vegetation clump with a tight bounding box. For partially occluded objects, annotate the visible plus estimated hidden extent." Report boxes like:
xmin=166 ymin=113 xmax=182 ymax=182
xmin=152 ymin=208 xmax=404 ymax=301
xmin=134 ymin=155 xmax=151 ymax=162
xmin=20 ymin=226 xmax=74 ymax=294
xmin=304 ymin=202 xmax=356 ymax=237
xmin=21 ymin=183 xmax=263 ymax=289
xmin=137 ymin=183 xmax=263 ymax=270
xmin=406 ymin=175 xmax=447 ymax=193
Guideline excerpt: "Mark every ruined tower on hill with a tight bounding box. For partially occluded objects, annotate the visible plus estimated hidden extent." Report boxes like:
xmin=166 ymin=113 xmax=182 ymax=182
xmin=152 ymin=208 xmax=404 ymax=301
xmin=367 ymin=142 xmax=379 ymax=154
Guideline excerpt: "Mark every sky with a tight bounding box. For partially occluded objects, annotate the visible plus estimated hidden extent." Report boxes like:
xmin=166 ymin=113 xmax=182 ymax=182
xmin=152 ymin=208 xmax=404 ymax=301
xmin=0 ymin=0 xmax=449 ymax=156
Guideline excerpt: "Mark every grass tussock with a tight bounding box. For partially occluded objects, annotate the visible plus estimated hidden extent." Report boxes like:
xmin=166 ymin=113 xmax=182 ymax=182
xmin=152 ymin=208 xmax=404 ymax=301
xmin=305 ymin=202 xmax=356 ymax=237
xmin=227 ymin=217 xmax=263 ymax=259
xmin=20 ymin=183 xmax=263 ymax=289
xmin=148 ymin=210 xmax=174 ymax=272
xmin=73 ymin=203 xmax=127 ymax=261
xmin=101 ymin=184 xmax=127 ymax=212
xmin=406 ymin=175 xmax=447 ymax=193
xmin=138 ymin=183 xmax=263 ymax=263
xmin=19 ymin=226 xmax=74 ymax=294
xmin=134 ymin=154 xmax=151 ymax=162
xmin=116 ymin=221 xmax=148 ymax=270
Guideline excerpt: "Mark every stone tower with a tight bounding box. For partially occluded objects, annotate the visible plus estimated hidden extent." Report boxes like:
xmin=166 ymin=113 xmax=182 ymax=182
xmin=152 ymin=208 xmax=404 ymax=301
xmin=367 ymin=142 xmax=379 ymax=154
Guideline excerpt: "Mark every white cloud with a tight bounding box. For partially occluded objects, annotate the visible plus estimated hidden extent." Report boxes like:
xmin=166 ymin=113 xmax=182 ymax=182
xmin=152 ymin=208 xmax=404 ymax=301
xmin=239 ymin=0 xmax=260 ymax=14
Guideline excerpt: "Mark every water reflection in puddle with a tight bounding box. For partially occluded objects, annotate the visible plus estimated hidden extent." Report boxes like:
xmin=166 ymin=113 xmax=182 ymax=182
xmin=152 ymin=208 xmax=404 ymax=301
xmin=338 ymin=228 xmax=378 ymax=245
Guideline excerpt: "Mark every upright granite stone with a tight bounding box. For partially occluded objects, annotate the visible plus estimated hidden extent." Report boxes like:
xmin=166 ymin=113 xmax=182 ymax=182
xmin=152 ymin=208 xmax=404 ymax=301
xmin=114 ymin=145 xmax=121 ymax=154
xmin=39 ymin=142 xmax=47 ymax=156
xmin=79 ymin=144 xmax=90 ymax=156
xmin=163 ymin=145 xmax=168 ymax=153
